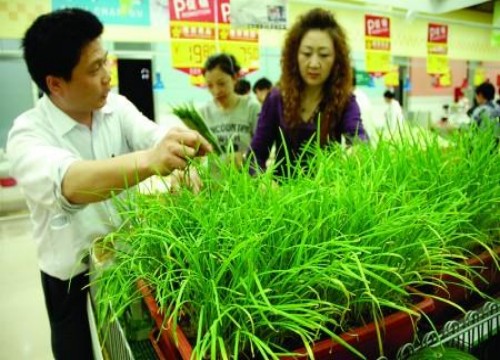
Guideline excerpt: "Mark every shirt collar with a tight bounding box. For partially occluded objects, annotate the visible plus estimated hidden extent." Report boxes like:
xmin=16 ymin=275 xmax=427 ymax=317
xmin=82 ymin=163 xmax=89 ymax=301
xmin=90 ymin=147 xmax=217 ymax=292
xmin=41 ymin=94 xmax=114 ymax=137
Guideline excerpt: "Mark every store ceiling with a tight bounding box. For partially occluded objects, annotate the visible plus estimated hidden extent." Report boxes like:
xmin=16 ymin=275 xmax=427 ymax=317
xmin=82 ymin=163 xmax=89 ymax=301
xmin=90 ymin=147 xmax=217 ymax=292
xmin=342 ymin=0 xmax=493 ymax=14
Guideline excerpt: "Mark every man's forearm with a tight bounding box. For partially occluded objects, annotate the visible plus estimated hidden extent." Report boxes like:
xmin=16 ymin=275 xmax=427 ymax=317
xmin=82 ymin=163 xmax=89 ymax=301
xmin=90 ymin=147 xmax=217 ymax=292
xmin=62 ymin=150 xmax=155 ymax=204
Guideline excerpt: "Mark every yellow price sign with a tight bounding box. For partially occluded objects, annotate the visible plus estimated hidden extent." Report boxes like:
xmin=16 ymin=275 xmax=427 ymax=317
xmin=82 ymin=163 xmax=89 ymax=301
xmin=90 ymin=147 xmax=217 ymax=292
xmin=439 ymin=70 xmax=451 ymax=87
xmin=190 ymin=74 xmax=206 ymax=87
xmin=107 ymin=53 xmax=119 ymax=88
xmin=427 ymin=43 xmax=447 ymax=55
xmin=366 ymin=51 xmax=390 ymax=75
xmin=384 ymin=65 xmax=399 ymax=87
xmin=427 ymin=54 xmax=449 ymax=75
xmin=220 ymin=42 xmax=259 ymax=71
xmin=171 ymin=41 xmax=217 ymax=69
xmin=474 ymin=68 xmax=486 ymax=86
xmin=365 ymin=38 xmax=391 ymax=51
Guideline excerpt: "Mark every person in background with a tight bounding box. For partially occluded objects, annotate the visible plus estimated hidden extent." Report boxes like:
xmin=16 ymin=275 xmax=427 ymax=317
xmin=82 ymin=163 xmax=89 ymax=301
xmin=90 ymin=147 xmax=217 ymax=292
xmin=248 ymin=8 xmax=367 ymax=178
xmin=252 ymin=77 xmax=273 ymax=104
xmin=383 ymin=90 xmax=404 ymax=132
xmin=234 ymin=78 xmax=251 ymax=95
xmin=199 ymin=53 xmax=261 ymax=157
xmin=470 ymin=82 xmax=500 ymax=125
xmin=6 ymin=8 xmax=211 ymax=359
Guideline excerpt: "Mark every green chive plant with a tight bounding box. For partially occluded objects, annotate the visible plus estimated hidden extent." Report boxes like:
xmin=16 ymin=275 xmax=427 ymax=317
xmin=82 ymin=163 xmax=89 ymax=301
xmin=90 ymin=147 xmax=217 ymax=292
xmin=93 ymin=120 xmax=500 ymax=359
xmin=172 ymin=103 xmax=223 ymax=155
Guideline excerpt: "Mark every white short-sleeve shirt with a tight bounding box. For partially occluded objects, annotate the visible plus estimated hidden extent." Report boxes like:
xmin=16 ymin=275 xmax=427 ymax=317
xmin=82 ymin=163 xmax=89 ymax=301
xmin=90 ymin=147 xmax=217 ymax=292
xmin=7 ymin=93 xmax=170 ymax=280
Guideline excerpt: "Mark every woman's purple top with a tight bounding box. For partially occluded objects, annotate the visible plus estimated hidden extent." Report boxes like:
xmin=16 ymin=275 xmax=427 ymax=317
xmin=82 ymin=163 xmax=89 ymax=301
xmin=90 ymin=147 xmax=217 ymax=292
xmin=249 ymin=88 xmax=368 ymax=177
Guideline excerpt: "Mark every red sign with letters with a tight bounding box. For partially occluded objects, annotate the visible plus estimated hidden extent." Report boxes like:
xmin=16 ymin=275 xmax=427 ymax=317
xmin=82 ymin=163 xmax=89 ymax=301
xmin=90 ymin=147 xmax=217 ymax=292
xmin=169 ymin=0 xmax=215 ymax=22
xmin=365 ymin=15 xmax=390 ymax=37
xmin=428 ymin=23 xmax=448 ymax=43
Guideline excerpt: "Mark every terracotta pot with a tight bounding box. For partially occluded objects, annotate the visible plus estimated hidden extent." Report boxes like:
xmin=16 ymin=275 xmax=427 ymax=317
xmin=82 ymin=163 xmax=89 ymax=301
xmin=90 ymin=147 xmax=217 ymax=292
xmin=138 ymin=280 xmax=434 ymax=360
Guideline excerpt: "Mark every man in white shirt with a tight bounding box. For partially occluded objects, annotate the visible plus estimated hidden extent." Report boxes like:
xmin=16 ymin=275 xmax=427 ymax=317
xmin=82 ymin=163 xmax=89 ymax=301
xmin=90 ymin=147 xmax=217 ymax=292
xmin=7 ymin=8 xmax=211 ymax=359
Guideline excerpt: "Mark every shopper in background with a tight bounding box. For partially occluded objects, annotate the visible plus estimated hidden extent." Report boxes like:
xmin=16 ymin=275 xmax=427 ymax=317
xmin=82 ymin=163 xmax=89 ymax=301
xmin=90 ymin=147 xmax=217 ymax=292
xmin=470 ymin=82 xmax=500 ymax=125
xmin=199 ymin=53 xmax=261 ymax=157
xmin=6 ymin=8 xmax=211 ymax=359
xmin=383 ymin=90 xmax=404 ymax=132
xmin=252 ymin=77 xmax=273 ymax=104
xmin=234 ymin=78 xmax=252 ymax=95
xmin=248 ymin=8 xmax=367 ymax=177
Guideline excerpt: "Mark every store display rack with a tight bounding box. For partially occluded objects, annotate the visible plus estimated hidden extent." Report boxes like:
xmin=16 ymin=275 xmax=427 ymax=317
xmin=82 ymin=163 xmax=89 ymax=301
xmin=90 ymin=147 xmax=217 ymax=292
xmin=395 ymin=299 xmax=500 ymax=359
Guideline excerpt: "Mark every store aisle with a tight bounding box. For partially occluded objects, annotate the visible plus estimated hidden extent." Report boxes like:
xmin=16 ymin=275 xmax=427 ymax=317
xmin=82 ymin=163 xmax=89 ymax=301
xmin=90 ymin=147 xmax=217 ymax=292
xmin=0 ymin=214 xmax=52 ymax=360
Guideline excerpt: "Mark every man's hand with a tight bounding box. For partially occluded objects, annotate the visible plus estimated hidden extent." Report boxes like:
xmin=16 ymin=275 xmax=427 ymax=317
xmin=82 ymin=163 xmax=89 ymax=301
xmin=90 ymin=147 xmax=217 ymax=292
xmin=147 ymin=127 xmax=212 ymax=175
xmin=169 ymin=167 xmax=203 ymax=194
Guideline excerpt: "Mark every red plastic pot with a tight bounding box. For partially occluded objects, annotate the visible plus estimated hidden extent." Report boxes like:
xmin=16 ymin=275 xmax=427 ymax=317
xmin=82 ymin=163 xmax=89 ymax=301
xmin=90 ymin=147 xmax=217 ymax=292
xmin=428 ymin=246 xmax=500 ymax=323
xmin=280 ymin=291 xmax=434 ymax=360
xmin=138 ymin=279 xmax=192 ymax=360
xmin=138 ymin=280 xmax=434 ymax=360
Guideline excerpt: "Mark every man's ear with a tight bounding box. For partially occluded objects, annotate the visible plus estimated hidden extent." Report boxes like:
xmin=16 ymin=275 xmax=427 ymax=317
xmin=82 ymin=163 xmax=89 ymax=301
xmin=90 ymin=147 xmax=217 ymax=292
xmin=46 ymin=75 xmax=64 ymax=96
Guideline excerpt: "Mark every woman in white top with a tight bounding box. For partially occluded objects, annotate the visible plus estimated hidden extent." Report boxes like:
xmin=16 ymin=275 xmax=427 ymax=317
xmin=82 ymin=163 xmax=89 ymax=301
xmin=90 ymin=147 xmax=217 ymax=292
xmin=383 ymin=90 xmax=404 ymax=132
xmin=198 ymin=53 xmax=261 ymax=156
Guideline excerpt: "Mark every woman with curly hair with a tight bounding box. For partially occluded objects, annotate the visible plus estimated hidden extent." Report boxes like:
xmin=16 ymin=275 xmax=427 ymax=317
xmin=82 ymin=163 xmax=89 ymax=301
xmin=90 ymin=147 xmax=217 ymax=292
xmin=249 ymin=8 xmax=367 ymax=177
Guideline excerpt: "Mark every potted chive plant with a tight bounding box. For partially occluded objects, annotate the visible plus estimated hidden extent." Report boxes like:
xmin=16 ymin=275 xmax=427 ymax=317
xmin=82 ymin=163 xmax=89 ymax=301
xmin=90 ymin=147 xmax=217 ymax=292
xmin=93 ymin=123 xmax=500 ymax=359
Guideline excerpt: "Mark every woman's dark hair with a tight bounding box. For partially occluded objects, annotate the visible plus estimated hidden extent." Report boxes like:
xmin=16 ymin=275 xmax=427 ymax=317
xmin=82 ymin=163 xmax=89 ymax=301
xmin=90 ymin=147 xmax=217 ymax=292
xmin=22 ymin=8 xmax=104 ymax=95
xmin=279 ymin=8 xmax=352 ymax=142
xmin=202 ymin=53 xmax=241 ymax=77
xmin=383 ymin=90 xmax=396 ymax=99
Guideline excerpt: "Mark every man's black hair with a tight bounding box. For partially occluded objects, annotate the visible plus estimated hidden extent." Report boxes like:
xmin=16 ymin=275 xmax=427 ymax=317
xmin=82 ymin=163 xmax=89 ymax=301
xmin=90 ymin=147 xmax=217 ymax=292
xmin=235 ymin=79 xmax=251 ymax=95
xmin=383 ymin=90 xmax=395 ymax=99
xmin=23 ymin=8 xmax=103 ymax=94
xmin=475 ymin=82 xmax=495 ymax=102
xmin=252 ymin=77 xmax=272 ymax=93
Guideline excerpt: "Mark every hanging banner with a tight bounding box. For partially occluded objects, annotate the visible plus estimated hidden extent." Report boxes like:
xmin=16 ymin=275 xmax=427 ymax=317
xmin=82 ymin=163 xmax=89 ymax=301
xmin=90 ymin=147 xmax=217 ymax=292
xmin=108 ymin=53 xmax=119 ymax=88
xmin=474 ymin=67 xmax=486 ymax=86
xmin=431 ymin=70 xmax=451 ymax=88
xmin=364 ymin=15 xmax=391 ymax=76
xmin=439 ymin=70 xmax=452 ymax=87
xmin=169 ymin=0 xmax=217 ymax=82
xmin=384 ymin=65 xmax=399 ymax=87
xmin=427 ymin=23 xmax=449 ymax=75
xmin=169 ymin=0 xmax=259 ymax=87
xmin=52 ymin=0 xmax=151 ymax=26
xmin=218 ymin=0 xmax=259 ymax=75
xmin=492 ymin=0 xmax=500 ymax=47
xmin=230 ymin=0 xmax=288 ymax=29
